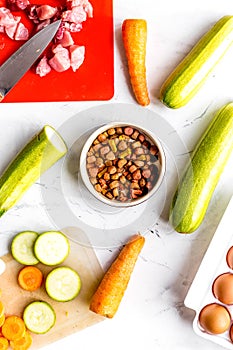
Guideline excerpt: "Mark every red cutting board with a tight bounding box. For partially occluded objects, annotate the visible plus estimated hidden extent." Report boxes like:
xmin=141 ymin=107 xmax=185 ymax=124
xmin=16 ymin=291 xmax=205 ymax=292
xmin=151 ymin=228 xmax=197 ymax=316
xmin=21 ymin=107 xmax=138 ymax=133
xmin=0 ymin=0 xmax=114 ymax=102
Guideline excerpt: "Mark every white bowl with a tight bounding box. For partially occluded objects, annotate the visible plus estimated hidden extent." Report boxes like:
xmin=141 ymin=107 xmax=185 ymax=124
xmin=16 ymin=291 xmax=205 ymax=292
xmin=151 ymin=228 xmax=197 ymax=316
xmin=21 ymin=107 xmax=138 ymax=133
xmin=79 ymin=122 xmax=166 ymax=208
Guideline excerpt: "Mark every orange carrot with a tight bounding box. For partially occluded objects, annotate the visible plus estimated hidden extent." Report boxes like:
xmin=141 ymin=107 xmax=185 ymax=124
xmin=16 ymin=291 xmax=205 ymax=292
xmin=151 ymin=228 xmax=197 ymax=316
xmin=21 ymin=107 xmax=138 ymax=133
xmin=89 ymin=234 xmax=145 ymax=318
xmin=10 ymin=331 xmax=32 ymax=350
xmin=18 ymin=266 xmax=43 ymax=292
xmin=2 ymin=316 xmax=25 ymax=341
xmin=0 ymin=303 xmax=4 ymax=319
xmin=0 ymin=336 xmax=8 ymax=350
xmin=0 ymin=315 xmax=5 ymax=328
xmin=122 ymin=19 xmax=150 ymax=106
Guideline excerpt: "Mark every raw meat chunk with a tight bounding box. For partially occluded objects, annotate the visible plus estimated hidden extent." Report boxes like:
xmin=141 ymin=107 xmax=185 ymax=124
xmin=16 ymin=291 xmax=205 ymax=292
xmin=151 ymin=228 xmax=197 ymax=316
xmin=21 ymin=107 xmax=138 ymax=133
xmin=69 ymin=44 xmax=85 ymax=72
xmin=66 ymin=0 xmax=93 ymax=17
xmin=14 ymin=22 xmax=29 ymax=40
xmin=6 ymin=0 xmax=29 ymax=11
xmin=62 ymin=6 xmax=87 ymax=24
xmin=67 ymin=22 xmax=82 ymax=32
xmin=56 ymin=29 xmax=74 ymax=47
xmin=0 ymin=7 xmax=17 ymax=26
xmin=0 ymin=7 xmax=28 ymax=40
xmin=49 ymin=44 xmax=70 ymax=72
xmin=36 ymin=5 xmax=57 ymax=20
xmin=4 ymin=21 xmax=18 ymax=39
xmin=36 ymin=56 xmax=51 ymax=77
xmin=27 ymin=4 xmax=40 ymax=23
xmin=35 ymin=18 xmax=51 ymax=32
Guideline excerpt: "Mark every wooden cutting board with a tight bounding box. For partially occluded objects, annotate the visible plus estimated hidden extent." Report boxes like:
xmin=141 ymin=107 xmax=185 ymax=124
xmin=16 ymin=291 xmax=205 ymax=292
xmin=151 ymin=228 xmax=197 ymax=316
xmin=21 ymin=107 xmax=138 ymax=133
xmin=0 ymin=235 xmax=105 ymax=349
xmin=0 ymin=0 xmax=114 ymax=102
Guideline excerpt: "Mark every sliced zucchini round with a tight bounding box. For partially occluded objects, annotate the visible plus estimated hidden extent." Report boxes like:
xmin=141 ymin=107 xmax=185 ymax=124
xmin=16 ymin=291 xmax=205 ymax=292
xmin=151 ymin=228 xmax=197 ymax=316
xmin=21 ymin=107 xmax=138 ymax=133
xmin=45 ymin=266 xmax=81 ymax=302
xmin=34 ymin=231 xmax=70 ymax=266
xmin=11 ymin=231 xmax=39 ymax=265
xmin=23 ymin=301 xmax=56 ymax=334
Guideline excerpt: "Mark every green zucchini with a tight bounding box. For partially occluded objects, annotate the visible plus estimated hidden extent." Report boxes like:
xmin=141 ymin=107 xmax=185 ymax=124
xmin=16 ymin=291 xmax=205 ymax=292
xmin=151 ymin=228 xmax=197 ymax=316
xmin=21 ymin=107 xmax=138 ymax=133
xmin=23 ymin=301 xmax=56 ymax=334
xmin=45 ymin=266 xmax=82 ymax=302
xmin=11 ymin=231 xmax=39 ymax=265
xmin=160 ymin=16 xmax=233 ymax=108
xmin=170 ymin=102 xmax=233 ymax=233
xmin=34 ymin=231 xmax=70 ymax=266
xmin=0 ymin=125 xmax=67 ymax=217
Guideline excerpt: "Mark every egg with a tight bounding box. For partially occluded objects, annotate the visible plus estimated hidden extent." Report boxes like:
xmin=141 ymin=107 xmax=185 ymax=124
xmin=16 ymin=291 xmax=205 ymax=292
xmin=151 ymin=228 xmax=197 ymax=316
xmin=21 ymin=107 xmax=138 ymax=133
xmin=198 ymin=303 xmax=231 ymax=334
xmin=212 ymin=273 xmax=233 ymax=304
xmin=230 ymin=324 xmax=233 ymax=343
xmin=226 ymin=246 xmax=233 ymax=269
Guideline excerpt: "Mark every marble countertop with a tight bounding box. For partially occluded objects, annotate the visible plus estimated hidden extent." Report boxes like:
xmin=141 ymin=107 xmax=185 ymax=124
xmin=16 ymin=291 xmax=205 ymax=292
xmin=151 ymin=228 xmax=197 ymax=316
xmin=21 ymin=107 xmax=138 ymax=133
xmin=0 ymin=0 xmax=233 ymax=349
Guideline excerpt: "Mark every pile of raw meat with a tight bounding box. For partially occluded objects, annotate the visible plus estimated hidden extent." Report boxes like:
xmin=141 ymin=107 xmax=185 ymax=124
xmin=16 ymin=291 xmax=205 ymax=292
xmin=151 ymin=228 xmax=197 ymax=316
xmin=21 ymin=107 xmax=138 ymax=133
xmin=0 ymin=0 xmax=93 ymax=76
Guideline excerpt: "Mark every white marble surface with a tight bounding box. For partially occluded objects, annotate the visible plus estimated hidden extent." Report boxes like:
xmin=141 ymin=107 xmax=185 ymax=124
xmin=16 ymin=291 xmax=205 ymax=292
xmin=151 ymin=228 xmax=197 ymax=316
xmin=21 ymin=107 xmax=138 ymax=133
xmin=0 ymin=0 xmax=233 ymax=349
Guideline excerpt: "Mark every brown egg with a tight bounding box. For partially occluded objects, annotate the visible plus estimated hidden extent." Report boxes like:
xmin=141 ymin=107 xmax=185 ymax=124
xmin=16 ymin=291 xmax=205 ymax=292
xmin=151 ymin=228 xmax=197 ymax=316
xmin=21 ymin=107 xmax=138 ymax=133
xmin=226 ymin=246 xmax=233 ymax=269
xmin=198 ymin=303 xmax=231 ymax=334
xmin=230 ymin=324 xmax=233 ymax=342
xmin=213 ymin=273 xmax=233 ymax=304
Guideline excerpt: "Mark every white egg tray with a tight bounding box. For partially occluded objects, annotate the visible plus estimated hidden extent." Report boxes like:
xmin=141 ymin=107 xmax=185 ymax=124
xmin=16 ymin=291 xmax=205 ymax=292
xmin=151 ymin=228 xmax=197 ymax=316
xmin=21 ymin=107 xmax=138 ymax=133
xmin=185 ymin=195 xmax=233 ymax=349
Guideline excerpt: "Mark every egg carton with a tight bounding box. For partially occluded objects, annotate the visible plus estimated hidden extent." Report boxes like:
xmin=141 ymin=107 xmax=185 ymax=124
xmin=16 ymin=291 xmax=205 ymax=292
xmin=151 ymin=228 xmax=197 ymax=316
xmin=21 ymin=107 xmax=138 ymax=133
xmin=185 ymin=195 xmax=233 ymax=349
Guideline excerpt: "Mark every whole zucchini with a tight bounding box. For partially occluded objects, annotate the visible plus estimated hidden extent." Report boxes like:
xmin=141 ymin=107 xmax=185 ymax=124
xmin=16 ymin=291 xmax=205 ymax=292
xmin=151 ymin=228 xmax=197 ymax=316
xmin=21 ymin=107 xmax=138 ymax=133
xmin=160 ymin=16 xmax=233 ymax=108
xmin=170 ymin=102 xmax=233 ymax=233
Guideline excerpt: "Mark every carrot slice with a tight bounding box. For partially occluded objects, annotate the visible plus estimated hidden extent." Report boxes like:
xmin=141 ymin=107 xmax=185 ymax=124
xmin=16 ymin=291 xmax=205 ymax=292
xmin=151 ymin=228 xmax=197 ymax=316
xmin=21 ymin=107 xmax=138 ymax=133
xmin=2 ymin=316 xmax=25 ymax=341
xmin=0 ymin=302 xmax=4 ymax=319
xmin=89 ymin=234 xmax=145 ymax=318
xmin=122 ymin=19 xmax=150 ymax=106
xmin=10 ymin=331 xmax=32 ymax=350
xmin=0 ymin=315 xmax=5 ymax=328
xmin=0 ymin=336 xmax=8 ymax=350
xmin=18 ymin=266 xmax=43 ymax=292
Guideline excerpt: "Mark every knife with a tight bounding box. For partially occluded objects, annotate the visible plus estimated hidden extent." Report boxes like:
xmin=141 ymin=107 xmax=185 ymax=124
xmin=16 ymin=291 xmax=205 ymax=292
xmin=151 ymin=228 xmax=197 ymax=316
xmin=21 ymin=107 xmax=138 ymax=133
xmin=0 ymin=19 xmax=61 ymax=102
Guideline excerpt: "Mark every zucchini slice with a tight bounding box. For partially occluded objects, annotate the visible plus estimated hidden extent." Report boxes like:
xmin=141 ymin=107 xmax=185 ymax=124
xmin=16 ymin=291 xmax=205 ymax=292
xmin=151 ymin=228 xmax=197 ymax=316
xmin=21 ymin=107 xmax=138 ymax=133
xmin=45 ymin=266 xmax=81 ymax=302
xmin=23 ymin=301 xmax=56 ymax=334
xmin=34 ymin=231 xmax=70 ymax=266
xmin=11 ymin=231 xmax=39 ymax=265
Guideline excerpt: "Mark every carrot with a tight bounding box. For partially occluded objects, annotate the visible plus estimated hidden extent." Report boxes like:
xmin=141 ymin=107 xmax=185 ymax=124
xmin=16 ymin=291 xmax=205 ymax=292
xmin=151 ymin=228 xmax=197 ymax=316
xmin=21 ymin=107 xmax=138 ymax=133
xmin=2 ymin=316 xmax=25 ymax=341
xmin=18 ymin=266 xmax=43 ymax=292
xmin=89 ymin=234 xmax=145 ymax=318
xmin=122 ymin=19 xmax=150 ymax=106
xmin=10 ymin=331 xmax=32 ymax=350
xmin=0 ymin=337 xmax=8 ymax=350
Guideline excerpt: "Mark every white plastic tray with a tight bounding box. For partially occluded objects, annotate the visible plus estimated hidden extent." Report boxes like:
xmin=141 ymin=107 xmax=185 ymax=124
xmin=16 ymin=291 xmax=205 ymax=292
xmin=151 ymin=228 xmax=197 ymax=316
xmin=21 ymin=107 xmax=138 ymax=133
xmin=185 ymin=196 xmax=233 ymax=349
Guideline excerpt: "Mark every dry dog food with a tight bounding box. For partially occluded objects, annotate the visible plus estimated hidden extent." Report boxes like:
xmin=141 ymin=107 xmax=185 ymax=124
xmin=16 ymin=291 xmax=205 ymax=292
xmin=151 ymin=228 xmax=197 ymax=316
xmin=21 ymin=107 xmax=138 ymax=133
xmin=86 ymin=125 xmax=162 ymax=203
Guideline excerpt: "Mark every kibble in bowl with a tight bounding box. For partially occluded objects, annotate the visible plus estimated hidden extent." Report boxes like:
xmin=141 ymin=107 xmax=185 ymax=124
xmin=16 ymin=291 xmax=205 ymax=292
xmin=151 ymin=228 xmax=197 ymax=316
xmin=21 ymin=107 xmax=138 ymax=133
xmin=80 ymin=122 xmax=166 ymax=207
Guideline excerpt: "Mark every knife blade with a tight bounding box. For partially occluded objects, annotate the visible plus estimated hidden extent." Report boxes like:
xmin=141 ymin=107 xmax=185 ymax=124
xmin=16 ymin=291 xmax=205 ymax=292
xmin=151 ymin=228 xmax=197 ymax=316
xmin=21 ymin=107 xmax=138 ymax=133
xmin=0 ymin=19 xmax=61 ymax=102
